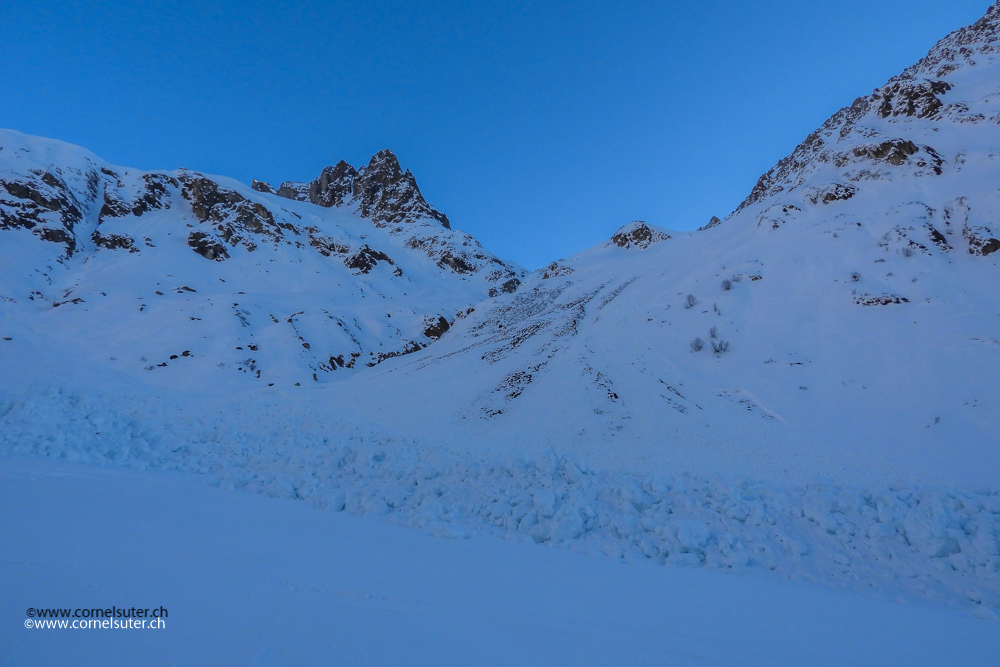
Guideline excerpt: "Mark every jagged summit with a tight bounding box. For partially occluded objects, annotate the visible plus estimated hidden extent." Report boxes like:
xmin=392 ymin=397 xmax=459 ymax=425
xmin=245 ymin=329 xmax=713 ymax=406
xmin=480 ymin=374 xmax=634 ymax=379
xmin=263 ymin=149 xmax=452 ymax=230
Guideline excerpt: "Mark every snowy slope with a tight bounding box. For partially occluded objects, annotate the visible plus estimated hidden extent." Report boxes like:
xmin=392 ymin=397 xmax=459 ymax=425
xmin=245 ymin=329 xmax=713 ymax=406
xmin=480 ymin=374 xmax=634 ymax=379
xmin=0 ymin=130 xmax=524 ymax=387
xmin=319 ymin=6 xmax=1000 ymax=487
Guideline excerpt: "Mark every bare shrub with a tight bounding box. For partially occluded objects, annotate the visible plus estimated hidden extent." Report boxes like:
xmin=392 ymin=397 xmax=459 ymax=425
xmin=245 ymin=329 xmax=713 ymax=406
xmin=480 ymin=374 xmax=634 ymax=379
xmin=690 ymin=337 xmax=705 ymax=352
xmin=901 ymin=247 xmax=913 ymax=257
xmin=721 ymin=278 xmax=732 ymax=291
xmin=730 ymin=274 xmax=742 ymax=283
xmin=850 ymin=271 xmax=861 ymax=282
xmin=711 ymin=339 xmax=730 ymax=354
xmin=685 ymin=294 xmax=696 ymax=308
xmin=709 ymin=326 xmax=718 ymax=339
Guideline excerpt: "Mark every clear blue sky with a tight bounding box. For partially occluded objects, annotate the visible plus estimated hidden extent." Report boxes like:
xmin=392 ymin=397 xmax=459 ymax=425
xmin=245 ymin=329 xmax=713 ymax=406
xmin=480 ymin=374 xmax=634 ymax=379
xmin=0 ymin=1 xmax=989 ymax=268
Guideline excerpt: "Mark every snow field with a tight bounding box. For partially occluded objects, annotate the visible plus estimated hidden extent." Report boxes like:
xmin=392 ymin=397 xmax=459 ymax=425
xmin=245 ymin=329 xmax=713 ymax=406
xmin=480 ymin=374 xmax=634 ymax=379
xmin=6 ymin=456 xmax=998 ymax=666
xmin=2 ymin=384 xmax=997 ymax=617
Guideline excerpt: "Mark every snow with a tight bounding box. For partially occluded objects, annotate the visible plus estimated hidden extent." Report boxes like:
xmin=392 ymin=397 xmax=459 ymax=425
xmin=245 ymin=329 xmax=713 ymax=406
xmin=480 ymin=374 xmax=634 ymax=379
xmin=2 ymin=382 xmax=998 ymax=615
xmin=3 ymin=4 xmax=1000 ymax=661
xmin=4 ymin=456 xmax=998 ymax=666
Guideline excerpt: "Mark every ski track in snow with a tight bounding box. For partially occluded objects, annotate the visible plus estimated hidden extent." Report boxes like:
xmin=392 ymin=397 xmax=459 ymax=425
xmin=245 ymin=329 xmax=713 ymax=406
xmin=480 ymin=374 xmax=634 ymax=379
xmin=2 ymin=384 xmax=998 ymax=619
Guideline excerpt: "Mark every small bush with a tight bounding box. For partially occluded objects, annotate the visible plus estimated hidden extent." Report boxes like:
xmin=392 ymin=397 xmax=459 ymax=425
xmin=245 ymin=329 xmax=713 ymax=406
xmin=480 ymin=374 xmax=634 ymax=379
xmin=709 ymin=326 xmax=718 ymax=339
xmin=730 ymin=274 xmax=742 ymax=283
xmin=721 ymin=278 xmax=732 ymax=291
xmin=901 ymin=247 xmax=913 ymax=257
xmin=713 ymin=303 xmax=720 ymax=315
xmin=685 ymin=294 xmax=696 ymax=308
xmin=850 ymin=271 xmax=861 ymax=282
xmin=690 ymin=337 xmax=705 ymax=352
xmin=711 ymin=339 xmax=730 ymax=354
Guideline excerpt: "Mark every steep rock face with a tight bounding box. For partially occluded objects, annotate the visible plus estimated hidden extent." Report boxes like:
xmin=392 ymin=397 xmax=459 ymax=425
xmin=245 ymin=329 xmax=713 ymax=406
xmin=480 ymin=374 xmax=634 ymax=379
xmin=0 ymin=130 xmax=524 ymax=386
xmin=274 ymin=150 xmax=450 ymax=229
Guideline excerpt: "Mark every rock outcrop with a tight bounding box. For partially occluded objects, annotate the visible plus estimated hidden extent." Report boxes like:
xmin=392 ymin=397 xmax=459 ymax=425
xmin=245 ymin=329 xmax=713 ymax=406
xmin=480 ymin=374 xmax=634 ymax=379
xmin=610 ymin=221 xmax=670 ymax=249
xmin=272 ymin=150 xmax=451 ymax=229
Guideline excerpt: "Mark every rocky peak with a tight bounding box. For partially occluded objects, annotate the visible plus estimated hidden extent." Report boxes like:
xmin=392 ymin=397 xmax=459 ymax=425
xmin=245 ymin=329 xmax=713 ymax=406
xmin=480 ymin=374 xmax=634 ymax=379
xmin=610 ymin=221 xmax=670 ymax=249
xmin=308 ymin=160 xmax=357 ymax=208
xmin=267 ymin=149 xmax=451 ymax=230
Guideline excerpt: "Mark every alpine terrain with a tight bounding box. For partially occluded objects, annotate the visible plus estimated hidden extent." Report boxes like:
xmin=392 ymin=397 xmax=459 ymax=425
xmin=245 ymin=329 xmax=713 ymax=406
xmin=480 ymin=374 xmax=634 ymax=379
xmin=3 ymin=4 xmax=1000 ymax=663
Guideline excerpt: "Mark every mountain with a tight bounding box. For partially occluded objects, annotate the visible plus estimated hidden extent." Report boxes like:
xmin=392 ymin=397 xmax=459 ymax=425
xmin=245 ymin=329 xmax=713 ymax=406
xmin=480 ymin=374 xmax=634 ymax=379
xmin=0 ymin=131 xmax=524 ymax=386
xmin=317 ymin=4 xmax=1000 ymax=487
xmin=2 ymin=4 xmax=1000 ymax=619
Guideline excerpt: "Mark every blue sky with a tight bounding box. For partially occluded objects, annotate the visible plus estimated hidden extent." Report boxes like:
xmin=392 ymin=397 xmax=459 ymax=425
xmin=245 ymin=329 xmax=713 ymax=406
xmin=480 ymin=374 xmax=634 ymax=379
xmin=0 ymin=0 xmax=988 ymax=268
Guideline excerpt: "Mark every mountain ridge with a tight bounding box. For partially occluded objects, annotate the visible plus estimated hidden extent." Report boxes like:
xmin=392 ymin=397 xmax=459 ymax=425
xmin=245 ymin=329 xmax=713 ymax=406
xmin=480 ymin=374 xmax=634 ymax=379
xmin=0 ymin=130 xmax=524 ymax=384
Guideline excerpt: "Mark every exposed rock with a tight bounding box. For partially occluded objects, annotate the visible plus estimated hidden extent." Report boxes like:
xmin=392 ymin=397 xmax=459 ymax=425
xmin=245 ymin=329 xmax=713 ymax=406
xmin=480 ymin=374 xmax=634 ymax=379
xmin=874 ymin=80 xmax=952 ymax=119
xmin=423 ymin=315 xmax=451 ymax=340
xmin=0 ymin=174 xmax=84 ymax=255
xmin=436 ymin=250 xmax=477 ymax=274
xmin=92 ymin=231 xmax=138 ymax=253
xmin=611 ymin=221 xmax=670 ymax=249
xmin=305 ymin=227 xmax=350 ymax=256
xmin=854 ymin=294 xmax=910 ymax=306
xmin=259 ymin=152 xmax=523 ymax=290
xmin=964 ymin=224 xmax=1000 ymax=256
xmin=926 ymin=225 xmax=951 ymax=251
xmin=180 ymin=174 xmax=285 ymax=252
xmin=368 ymin=340 xmax=424 ymax=366
xmin=131 ymin=174 xmax=176 ymax=216
xmin=181 ymin=176 xmax=248 ymax=223
xmin=500 ymin=278 xmax=521 ymax=294
xmin=852 ymin=139 xmax=920 ymax=165
xmin=805 ymin=183 xmax=858 ymax=205
xmin=251 ymin=179 xmax=274 ymax=194
xmin=99 ymin=191 xmax=132 ymax=219
xmin=699 ymin=216 xmax=722 ymax=231
xmin=276 ymin=181 xmax=310 ymax=201
xmin=307 ymin=161 xmax=357 ymax=208
xmin=187 ymin=231 xmax=229 ymax=261
xmin=35 ymin=227 xmax=76 ymax=254
xmin=344 ymin=245 xmax=393 ymax=274
xmin=268 ymin=150 xmax=451 ymax=229
xmin=541 ymin=262 xmax=574 ymax=279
